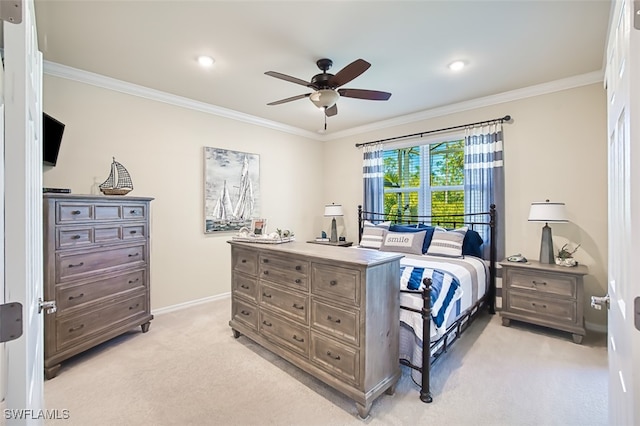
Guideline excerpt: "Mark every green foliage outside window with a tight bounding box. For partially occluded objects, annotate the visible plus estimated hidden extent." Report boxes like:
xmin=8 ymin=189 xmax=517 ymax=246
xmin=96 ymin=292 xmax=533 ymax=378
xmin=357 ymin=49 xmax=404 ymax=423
xmin=383 ymin=140 xmax=464 ymax=224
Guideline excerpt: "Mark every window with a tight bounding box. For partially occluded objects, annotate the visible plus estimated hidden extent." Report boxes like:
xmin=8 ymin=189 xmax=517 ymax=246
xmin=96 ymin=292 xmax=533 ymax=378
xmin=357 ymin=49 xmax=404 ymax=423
xmin=383 ymin=138 xmax=464 ymax=223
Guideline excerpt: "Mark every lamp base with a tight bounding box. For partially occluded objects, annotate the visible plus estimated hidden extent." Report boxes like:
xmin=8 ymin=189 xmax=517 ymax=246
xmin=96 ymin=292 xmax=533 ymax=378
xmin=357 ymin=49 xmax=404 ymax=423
xmin=539 ymin=224 xmax=555 ymax=264
xmin=330 ymin=217 xmax=338 ymax=242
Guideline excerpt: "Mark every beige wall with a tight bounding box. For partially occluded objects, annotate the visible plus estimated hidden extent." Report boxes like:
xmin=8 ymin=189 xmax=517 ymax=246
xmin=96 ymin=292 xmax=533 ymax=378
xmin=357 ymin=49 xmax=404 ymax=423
xmin=43 ymin=75 xmax=325 ymax=310
xmin=323 ymin=83 xmax=608 ymax=329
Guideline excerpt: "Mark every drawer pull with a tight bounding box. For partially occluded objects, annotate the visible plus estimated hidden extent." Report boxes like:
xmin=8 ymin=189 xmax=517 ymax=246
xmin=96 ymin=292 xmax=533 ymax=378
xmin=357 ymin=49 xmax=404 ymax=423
xmin=262 ymin=259 xmax=269 ymax=263
xmin=130 ymin=209 xmax=139 ymax=215
xmin=326 ymin=351 xmax=341 ymax=361
xmin=130 ymin=230 xmax=137 ymax=234
xmin=262 ymin=320 xmax=272 ymax=327
xmin=531 ymin=302 xmax=547 ymax=309
xmin=292 ymin=335 xmax=304 ymax=343
xmin=128 ymin=278 xmax=140 ymax=284
xmin=294 ymin=279 xmax=302 ymax=284
xmin=129 ymin=303 xmax=140 ymax=310
xmin=329 ymin=280 xmax=338 ymax=286
xmin=263 ymin=270 xmax=269 ymax=275
xmin=292 ymin=303 xmax=304 ymax=310
xmin=532 ymin=281 xmax=547 ymax=286
xmin=68 ymin=324 xmax=85 ymax=333
xmin=240 ymin=310 xmax=251 ymax=316
xmin=241 ymin=259 xmax=247 ymax=263
xmin=263 ymin=293 xmax=272 ymax=298
xmin=327 ymin=315 xmax=341 ymax=324
xmin=71 ymin=210 xmax=81 ymax=215
xmin=68 ymin=293 xmax=84 ymax=301
xmin=68 ymin=262 xmax=84 ymax=268
xmin=240 ymin=284 xmax=250 ymax=290
xmin=295 ymin=265 xmax=302 ymax=271
xmin=71 ymin=234 xmax=82 ymax=240
xmin=128 ymin=252 xmax=140 ymax=257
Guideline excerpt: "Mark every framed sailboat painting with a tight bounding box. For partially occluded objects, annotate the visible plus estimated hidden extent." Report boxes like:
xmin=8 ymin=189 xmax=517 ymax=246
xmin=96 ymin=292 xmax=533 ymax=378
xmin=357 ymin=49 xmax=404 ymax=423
xmin=204 ymin=147 xmax=260 ymax=233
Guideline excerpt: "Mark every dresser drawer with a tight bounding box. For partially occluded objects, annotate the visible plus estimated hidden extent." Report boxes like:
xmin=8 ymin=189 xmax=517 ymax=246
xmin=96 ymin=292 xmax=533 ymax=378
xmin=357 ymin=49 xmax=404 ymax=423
xmin=259 ymin=311 xmax=309 ymax=357
xmin=232 ymin=298 xmax=259 ymax=331
xmin=233 ymin=272 xmax=258 ymax=303
xmin=58 ymin=227 xmax=93 ymax=249
xmin=260 ymin=282 xmax=308 ymax=324
xmin=55 ymin=292 xmax=147 ymax=352
xmin=311 ymin=300 xmax=359 ymax=346
xmin=311 ymin=333 xmax=359 ymax=386
xmin=507 ymin=292 xmax=577 ymax=323
xmin=233 ymin=248 xmax=258 ymax=276
xmin=55 ymin=269 xmax=146 ymax=312
xmin=507 ymin=270 xmax=576 ymax=298
xmin=259 ymin=254 xmax=309 ymax=291
xmin=57 ymin=202 xmax=93 ymax=223
xmin=122 ymin=224 xmax=146 ymax=240
xmin=56 ymin=243 xmax=147 ymax=282
xmin=122 ymin=204 xmax=147 ymax=220
xmin=311 ymin=263 xmax=360 ymax=305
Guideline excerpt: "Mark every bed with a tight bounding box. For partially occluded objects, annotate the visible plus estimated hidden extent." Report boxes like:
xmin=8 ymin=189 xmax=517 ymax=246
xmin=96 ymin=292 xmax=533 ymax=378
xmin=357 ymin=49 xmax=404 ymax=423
xmin=357 ymin=204 xmax=497 ymax=403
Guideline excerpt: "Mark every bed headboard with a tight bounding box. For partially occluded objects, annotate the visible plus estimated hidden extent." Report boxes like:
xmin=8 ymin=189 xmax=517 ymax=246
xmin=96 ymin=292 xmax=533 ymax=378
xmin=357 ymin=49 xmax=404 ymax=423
xmin=357 ymin=204 xmax=497 ymax=314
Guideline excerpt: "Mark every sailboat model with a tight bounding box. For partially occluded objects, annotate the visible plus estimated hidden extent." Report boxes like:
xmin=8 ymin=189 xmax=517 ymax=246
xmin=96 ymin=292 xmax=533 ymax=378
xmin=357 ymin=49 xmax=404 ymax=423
xmin=99 ymin=157 xmax=134 ymax=195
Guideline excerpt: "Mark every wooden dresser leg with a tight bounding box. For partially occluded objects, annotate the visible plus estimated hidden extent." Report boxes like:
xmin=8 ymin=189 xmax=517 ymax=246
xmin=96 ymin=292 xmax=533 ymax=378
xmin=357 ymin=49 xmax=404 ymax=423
xmin=45 ymin=364 xmax=61 ymax=380
xmin=572 ymin=333 xmax=584 ymax=344
xmin=356 ymin=402 xmax=372 ymax=419
xmin=501 ymin=317 xmax=511 ymax=327
xmin=141 ymin=322 xmax=151 ymax=333
xmin=232 ymin=329 xmax=241 ymax=339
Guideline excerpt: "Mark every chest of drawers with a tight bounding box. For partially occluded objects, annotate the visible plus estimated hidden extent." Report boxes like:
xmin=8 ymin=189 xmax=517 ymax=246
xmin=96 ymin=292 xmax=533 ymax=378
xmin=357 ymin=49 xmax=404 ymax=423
xmin=229 ymin=241 xmax=402 ymax=418
xmin=43 ymin=194 xmax=154 ymax=378
xmin=499 ymin=260 xmax=588 ymax=343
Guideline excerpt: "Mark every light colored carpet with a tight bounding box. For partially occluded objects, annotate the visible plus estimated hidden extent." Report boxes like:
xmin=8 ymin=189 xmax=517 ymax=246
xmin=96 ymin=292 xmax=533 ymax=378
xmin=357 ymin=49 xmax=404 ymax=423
xmin=43 ymin=297 xmax=607 ymax=426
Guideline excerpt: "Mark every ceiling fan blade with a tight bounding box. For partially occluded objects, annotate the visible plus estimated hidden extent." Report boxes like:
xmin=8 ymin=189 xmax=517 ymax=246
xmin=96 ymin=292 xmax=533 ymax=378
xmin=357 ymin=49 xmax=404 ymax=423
xmin=338 ymin=88 xmax=392 ymax=101
xmin=265 ymin=71 xmax=315 ymax=88
xmin=267 ymin=93 xmax=311 ymax=106
xmin=328 ymin=59 xmax=371 ymax=88
xmin=325 ymin=104 xmax=338 ymax=117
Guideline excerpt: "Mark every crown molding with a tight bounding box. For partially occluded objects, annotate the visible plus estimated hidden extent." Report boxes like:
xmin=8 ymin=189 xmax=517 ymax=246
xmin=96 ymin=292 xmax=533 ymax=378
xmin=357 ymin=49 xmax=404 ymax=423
xmin=43 ymin=61 xmax=324 ymax=141
xmin=44 ymin=61 xmax=603 ymax=142
xmin=323 ymin=70 xmax=605 ymax=141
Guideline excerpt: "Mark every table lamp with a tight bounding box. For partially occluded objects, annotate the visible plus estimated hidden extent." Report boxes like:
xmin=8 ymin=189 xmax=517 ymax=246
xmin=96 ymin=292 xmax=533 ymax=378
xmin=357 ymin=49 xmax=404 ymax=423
xmin=324 ymin=203 xmax=344 ymax=243
xmin=528 ymin=200 xmax=568 ymax=264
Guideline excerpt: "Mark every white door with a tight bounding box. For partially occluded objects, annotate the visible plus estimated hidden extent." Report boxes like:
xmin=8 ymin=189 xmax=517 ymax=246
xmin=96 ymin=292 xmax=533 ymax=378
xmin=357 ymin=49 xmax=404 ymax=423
xmin=3 ymin=0 xmax=45 ymax=424
xmin=605 ymin=0 xmax=640 ymax=424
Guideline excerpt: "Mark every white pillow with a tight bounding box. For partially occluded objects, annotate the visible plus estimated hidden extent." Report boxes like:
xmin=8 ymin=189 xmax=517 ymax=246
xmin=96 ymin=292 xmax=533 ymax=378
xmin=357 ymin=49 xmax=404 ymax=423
xmin=359 ymin=221 xmax=391 ymax=249
xmin=426 ymin=226 xmax=468 ymax=257
xmin=380 ymin=230 xmax=426 ymax=255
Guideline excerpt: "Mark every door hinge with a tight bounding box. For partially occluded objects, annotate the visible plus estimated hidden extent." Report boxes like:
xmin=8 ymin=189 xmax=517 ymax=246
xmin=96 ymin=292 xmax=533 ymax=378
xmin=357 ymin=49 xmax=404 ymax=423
xmin=635 ymin=297 xmax=640 ymax=331
xmin=635 ymin=0 xmax=640 ymax=30
xmin=0 ymin=0 xmax=22 ymax=24
xmin=38 ymin=298 xmax=57 ymax=314
xmin=0 ymin=302 xmax=23 ymax=343
xmin=591 ymin=294 xmax=610 ymax=310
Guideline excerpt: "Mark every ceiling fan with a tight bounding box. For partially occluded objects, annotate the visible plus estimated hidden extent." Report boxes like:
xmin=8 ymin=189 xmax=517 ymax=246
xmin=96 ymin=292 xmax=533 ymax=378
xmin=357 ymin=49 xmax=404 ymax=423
xmin=265 ymin=58 xmax=392 ymax=118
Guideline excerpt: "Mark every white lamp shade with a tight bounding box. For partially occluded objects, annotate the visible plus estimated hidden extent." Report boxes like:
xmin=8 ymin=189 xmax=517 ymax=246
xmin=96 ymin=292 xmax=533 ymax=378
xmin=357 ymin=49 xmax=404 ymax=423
xmin=528 ymin=201 xmax=568 ymax=223
xmin=324 ymin=203 xmax=344 ymax=217
xmin=310 ymin=90 xmax=340 ymax=109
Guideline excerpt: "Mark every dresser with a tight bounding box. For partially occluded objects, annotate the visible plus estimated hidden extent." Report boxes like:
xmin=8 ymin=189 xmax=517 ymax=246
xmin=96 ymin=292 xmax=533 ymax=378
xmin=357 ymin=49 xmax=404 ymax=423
xmin=43 ymin=194 xmax=154 ymax=379
xmin=499 ymin=260 xmax=588 ymax=343
xmin=229 ymin=241 xmax=402 ymax=418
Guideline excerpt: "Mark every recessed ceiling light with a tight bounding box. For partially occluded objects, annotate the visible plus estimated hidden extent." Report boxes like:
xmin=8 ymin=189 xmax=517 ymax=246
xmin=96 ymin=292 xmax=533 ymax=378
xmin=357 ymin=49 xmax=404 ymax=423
xmin=448 ymin=60 xmax=466 ymax=71
xmin=197 ymin=55 xmax=215 ymax=67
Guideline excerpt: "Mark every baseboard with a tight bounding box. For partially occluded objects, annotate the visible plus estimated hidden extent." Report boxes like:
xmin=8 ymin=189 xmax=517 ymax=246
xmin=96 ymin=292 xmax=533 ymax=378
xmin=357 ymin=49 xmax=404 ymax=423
xmin=152 ymin=292 xmax=231 ymax=316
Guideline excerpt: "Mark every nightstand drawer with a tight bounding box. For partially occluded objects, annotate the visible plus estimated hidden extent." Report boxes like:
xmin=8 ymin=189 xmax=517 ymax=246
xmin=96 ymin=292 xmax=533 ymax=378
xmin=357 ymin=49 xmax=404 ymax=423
xmin=507 ymin=270 xmax=576 ymax=298
xmin=507 ymin=292 xmax=577 ymax=323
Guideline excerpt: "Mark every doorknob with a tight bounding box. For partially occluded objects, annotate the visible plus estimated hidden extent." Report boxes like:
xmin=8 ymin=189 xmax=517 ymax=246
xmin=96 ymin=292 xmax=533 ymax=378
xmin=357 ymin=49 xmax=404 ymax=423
xmin=591 ymin=294 xmax=610 ymax=310
xmin=38 ymin=298 xmax=57 ymax=314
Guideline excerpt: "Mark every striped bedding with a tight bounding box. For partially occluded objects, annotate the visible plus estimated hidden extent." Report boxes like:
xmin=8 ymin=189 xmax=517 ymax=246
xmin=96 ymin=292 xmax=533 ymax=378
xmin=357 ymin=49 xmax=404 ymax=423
xmin=399 ymin=253 xmax=489 ymax=344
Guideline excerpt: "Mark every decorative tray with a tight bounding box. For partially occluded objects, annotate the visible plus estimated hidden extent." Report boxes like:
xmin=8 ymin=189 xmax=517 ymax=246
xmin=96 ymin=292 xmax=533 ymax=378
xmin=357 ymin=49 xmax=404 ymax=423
xmin=231 ymin=236 xmax=295 ymax=244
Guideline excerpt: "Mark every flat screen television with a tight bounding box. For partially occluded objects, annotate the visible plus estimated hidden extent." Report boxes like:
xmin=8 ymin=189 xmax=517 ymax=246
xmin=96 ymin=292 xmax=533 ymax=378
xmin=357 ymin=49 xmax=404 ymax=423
xmin=43 ymin=113 xmax=65 ymax=166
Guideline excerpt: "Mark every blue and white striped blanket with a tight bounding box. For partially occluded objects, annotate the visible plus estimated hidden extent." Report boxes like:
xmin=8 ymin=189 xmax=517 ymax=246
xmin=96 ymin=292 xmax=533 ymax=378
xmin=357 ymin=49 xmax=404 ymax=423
xmin=398 ymin=254 xmax=487 ymax=342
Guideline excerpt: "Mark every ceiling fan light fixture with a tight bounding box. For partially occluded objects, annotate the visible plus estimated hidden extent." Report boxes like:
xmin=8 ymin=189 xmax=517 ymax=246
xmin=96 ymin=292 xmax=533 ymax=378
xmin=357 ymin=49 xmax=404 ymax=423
xmin=448 ymin=60 xmax=466 ymax=71
xmin=197 ymin=55 xmax=215 ymax=67
xmin=309 ymin=89 xmax=339 ymax=109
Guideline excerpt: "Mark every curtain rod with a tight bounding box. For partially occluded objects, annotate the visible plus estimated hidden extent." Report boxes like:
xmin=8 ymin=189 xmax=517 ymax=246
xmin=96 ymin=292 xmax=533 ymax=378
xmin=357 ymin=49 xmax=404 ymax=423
xmin=355 ymin=114 xmax=511 ymax=148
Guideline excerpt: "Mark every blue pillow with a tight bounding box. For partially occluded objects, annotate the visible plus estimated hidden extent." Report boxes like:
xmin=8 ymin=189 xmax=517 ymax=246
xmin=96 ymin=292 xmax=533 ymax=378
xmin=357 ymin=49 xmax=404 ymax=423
xmin=462 ymin=229 xmax=484 ymax=258
xmin=389 ymin=224 xmax=435 ymax=254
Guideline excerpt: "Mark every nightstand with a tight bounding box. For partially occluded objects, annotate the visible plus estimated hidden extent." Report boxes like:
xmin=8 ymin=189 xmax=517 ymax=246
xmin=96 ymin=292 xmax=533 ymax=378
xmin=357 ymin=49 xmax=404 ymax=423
xmin=306 ymin=240 xmax=353 ymax=247
xmin=499 ymin=259 xmax=588 ymax=344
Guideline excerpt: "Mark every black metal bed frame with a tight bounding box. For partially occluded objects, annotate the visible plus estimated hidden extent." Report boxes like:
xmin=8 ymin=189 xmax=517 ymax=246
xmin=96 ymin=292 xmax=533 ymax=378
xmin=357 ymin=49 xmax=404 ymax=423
xmin=357 ymin=204 xmax=497 ymax=403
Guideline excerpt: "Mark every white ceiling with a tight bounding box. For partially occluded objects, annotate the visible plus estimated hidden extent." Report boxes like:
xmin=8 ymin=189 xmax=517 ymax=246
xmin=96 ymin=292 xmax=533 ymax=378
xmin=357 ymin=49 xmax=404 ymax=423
xmin=34 ymin=0 xmax=611 ymax=137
